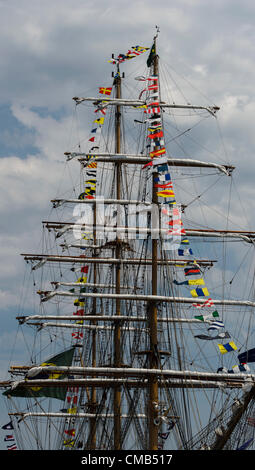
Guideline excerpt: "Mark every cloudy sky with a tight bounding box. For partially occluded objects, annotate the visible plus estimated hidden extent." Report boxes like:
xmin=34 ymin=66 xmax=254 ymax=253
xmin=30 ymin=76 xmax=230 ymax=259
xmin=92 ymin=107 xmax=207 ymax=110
xmin=0 ymin=0 xmax=255 ymax=448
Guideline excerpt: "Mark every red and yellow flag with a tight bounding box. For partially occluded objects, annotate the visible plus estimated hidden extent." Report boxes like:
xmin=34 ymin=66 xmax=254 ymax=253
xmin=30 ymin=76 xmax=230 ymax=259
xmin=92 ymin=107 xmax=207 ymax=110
xmin=150 ymin=148 xmax=166 ymax=158
xmin=147 ymin=130 xmax=164 ymax=139
xmin=154 ymin=182 xmax=173 ymax=189
xmin=99 ymin=87 xmax=112 ymax=95
xmin=156 ymin=189 xmax=175 ymax=198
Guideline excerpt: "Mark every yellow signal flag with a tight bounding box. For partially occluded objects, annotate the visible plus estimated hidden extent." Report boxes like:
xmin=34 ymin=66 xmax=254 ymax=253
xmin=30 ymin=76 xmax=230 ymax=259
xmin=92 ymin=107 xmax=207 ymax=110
xmin=93 ymin=117 xmax=105 ymax=125
xmin=188 ymin=278 xmax=205 ymax=286
xmin=218 ymin=342 xmax=238 ymax=354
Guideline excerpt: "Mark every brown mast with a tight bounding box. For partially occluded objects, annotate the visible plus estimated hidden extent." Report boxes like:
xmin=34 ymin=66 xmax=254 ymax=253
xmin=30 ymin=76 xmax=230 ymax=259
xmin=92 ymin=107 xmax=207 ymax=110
xmin=148 ymin=34 xmax=159 ymax=450
xmin=211 ymin=386 xmax=255 ymax=450
xmin=114 ymin=64 xmax=122 ymax=450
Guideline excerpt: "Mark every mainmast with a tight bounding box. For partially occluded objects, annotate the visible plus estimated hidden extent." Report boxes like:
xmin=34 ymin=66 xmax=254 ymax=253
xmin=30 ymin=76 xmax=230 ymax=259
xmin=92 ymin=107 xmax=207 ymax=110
xmin=149 ymin=33 xmax=159 ymax=450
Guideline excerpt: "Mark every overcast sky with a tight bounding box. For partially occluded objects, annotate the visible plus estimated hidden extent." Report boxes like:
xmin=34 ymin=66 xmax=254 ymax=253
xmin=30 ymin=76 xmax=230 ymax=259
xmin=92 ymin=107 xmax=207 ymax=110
xmin=0 ymin=0 xmax=255 ymax=448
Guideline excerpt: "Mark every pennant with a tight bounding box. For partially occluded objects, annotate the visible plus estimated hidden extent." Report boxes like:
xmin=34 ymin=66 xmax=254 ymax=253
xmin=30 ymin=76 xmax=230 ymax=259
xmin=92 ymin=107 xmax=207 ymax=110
xmin=173 ymin=280 xmax=188 ymax=286
xmin=144 ymin=106 xmax=161 ymax=114
xmin=79 ymin=287 xmax=88 ymax=294
xmin=155 ymin=182 xmax=173 ymax=189
xmin=99 ymin=87 xmax=112 ymax=95
xmin=208 ymin=320 xmax=224 ymax=331
xmin=85 ymin=179 xmax=96 ymax=186
xmin=67 ymin=395 xmax=78 ymax=404
xmin=173 ymin=278 xmax=205 ymax=286
xmin=139 ymin=87 xmax=158 ymax=99
xmin=147 ymin=42 xmax=156 ymax=67
xmin=195 ymin=332 xmax=230 ymax=340
xmin=81 ymin=266 xmax=89 ymax=274
xmin=74 ymin=299 xmax=85 ymax=307
xmin=231 ymin=363 xmax=250 ymax=373
xmin=190 ymin=287 xmax=210 ymax=298
xmin=1 ymin=421 xmax=14 ymax=430
xmin=154 ymin=173 xmax=171 ymax=183
xmin=87 ymin=162 xmax=97 ymax=168
xmin=84 ymin=188 xmax=96 ymax=196
xmin=156 ymin=190 xmax=175 ymax=198
xmin=73 ymin=309 xmax=84 ymax=316
xmin=146 ymin=115 xmax=161 ymax=122
xmin=151 ymin=140 xmax=165 ymax=150
xmin=132 ymin=45 xmax=150 ymax=54
xmin=76 ymin=276 xmax=87 ymax=284
xmin=71 ymin=332 xmax=83 ymax=340
xmin=156 ymin=165 xmax=169 ymax=174
xmin=64 ymin=429 xmax=76 ymax=436
xmin=146 ymin=118 xmax=161 ymax=126
xmin=142 ymin=161 xmax=153 ymax=169
xmin=108 ymin=46 xmax=149 ymax=64
xmin=237 ymin=438 xmax=253 ymax=450
xmin=147 ymin=98 xmax=160 ymax=105
xmin=167 ymin=227 xmax=185 ymax=235
xmin=162 ymin=208 xmax=178 ymax=217
xmin=184 ymin=266 xmax=201 ymax=276
xmin=93 ymin=117 xmax=105 ymax=125
xmin=178 ymin=248 xmax=193 ymax=256
xmin=133 ymin=104 xmax=148 ymax=109
xmin=63 ymin=439 xmax=75 ymax=447
xmin=192 ymin=298 xmax=214 ymax=308
xmin=82 ymin=232 xmax=93 ymax=240
xmin=172 ymin=207 xmax=181 ymax=216
xmin=86 ymin=170 xmax=97 ymax=178
xmin=147 ymin=75 xmax=158 ymax=82
xmin=94 ymin=106 xmax=106 ymax=115
xmin=167 ymin=219 xmax=183 ymax=226
xmin=218 ymin=341 xmax=238 ymax=354
xmin=4 ymin=435 xmax=15 ymax=441
xmin=148 ymin=125 xmax=162 ymax=132
xmin=147 ymin=130 xmax=164 ymax=139
xmin=7 ymin=444 xmax=17 ymax=450
xmin=194 ymin=311 xmax=219 ymax=321
xmin=147 ymin=83 xmax=159 ymax=91
xmin=67 ymin=406 xmax=77 ymax=414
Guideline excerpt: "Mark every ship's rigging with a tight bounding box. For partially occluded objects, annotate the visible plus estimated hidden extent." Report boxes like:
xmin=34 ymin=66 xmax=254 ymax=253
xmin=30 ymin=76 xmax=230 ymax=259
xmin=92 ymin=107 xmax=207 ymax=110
xmin=1 ymin=31 xmax=255 ymax=451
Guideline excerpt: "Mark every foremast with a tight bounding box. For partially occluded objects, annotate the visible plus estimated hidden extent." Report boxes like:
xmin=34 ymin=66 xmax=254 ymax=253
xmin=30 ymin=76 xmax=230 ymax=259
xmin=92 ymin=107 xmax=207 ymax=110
xmin=113 ymin=63 xmax=122 ymax=450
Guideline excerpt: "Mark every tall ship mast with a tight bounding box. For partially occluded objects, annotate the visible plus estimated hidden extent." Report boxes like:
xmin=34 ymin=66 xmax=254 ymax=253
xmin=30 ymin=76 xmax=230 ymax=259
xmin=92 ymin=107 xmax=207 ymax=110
xmin=1 ymin=30 xmax=255 ymax=451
